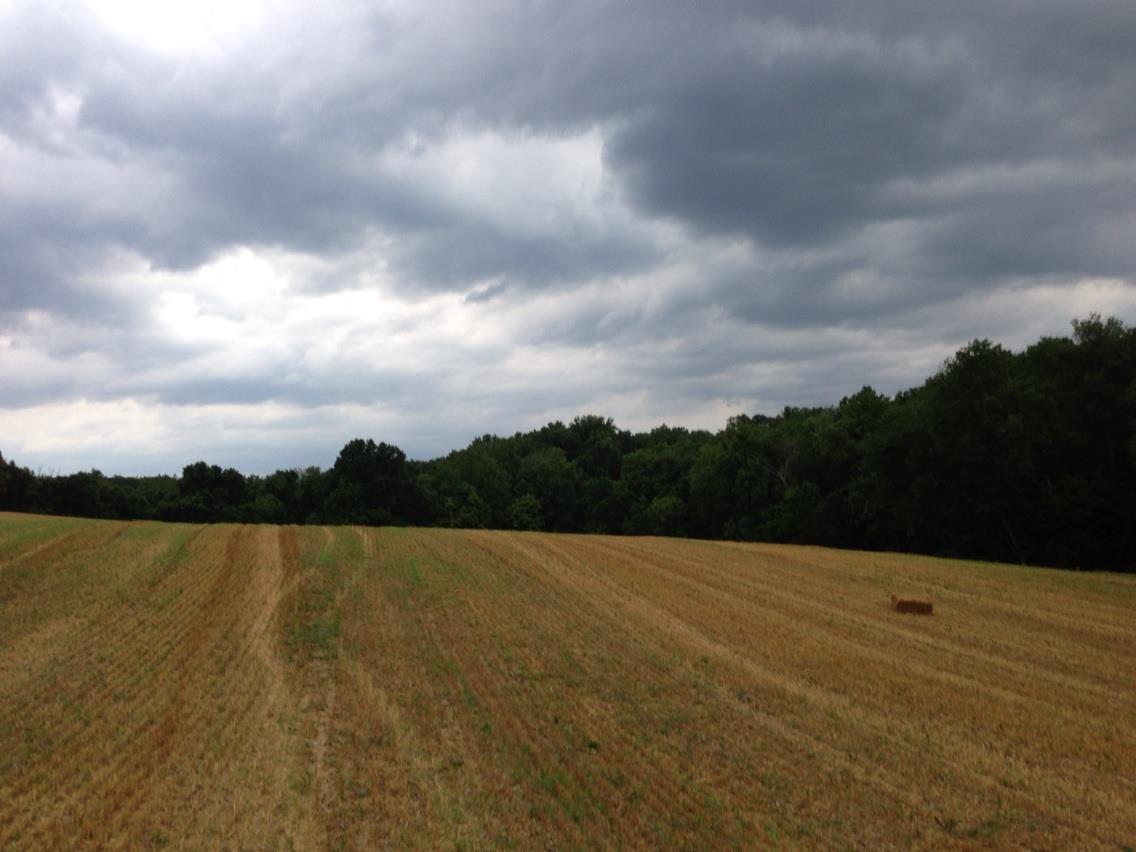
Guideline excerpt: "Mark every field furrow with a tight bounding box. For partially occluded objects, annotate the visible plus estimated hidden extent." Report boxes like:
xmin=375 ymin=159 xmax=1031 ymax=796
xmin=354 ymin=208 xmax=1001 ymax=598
xmin=0 ymin=513 xmax=1132 ymax=849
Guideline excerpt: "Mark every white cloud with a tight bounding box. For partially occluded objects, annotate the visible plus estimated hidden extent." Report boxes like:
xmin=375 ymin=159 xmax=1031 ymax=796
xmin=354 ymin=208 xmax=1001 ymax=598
xmin=78 ymin=0 xmax=271 ymax=55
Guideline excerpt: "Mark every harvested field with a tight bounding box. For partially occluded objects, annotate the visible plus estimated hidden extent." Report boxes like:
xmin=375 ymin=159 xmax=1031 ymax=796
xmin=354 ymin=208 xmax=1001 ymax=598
xmin=0 ymin=512 xmax=1133 ymax=849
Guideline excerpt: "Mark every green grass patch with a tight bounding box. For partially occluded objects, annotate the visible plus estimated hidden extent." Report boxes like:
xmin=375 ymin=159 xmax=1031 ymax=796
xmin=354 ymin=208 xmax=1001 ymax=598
xmin=284 ymin=528 xmax=360 ymax=661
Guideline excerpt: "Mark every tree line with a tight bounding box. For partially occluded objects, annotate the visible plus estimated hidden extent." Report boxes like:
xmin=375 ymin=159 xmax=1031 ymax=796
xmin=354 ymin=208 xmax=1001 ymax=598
xmin=2 ymin=315 xmax=1133 ymax=571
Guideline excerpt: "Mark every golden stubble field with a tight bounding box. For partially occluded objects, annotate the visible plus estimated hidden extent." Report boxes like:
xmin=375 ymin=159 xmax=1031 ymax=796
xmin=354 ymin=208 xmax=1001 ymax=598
xmin=0 ymin=512 xmax=1132 ymax=849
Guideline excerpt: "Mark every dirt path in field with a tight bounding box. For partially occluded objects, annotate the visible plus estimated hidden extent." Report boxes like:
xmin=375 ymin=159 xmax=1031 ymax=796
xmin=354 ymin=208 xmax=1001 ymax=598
xmin=251 ymin=528 xmax=291 ymax=725
xmin=310 ymin=529 xmax=380 ymax=822
xmin=293 ymin=526 xmax=375 ymax=849
xmin=246 ymin=527 xmax=301 ymax=835
xmin=311 ymin=675 xmax=338 ymax=828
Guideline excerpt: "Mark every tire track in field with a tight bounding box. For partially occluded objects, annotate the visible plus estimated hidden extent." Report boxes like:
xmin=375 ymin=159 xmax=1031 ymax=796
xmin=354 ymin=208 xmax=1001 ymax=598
xmin=99 ymin=524 xmax=301 ymax=847
xmin=327 ymin=544 xmax=424 ymax=848
xmin=290 ymin=526 xmax=373 ymax=849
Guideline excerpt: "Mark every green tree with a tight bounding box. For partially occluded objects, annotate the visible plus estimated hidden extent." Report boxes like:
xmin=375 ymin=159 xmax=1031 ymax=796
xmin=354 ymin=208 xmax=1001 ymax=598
xmin=507 ymin=494 xmax=544 ymax=531
xmin=325 ymin=439 xmax=415 ymax=525
xmin=516 ymin=446 xmax=579 ymax=531
xmin=416 ymin=461 xmax=491 ymax=528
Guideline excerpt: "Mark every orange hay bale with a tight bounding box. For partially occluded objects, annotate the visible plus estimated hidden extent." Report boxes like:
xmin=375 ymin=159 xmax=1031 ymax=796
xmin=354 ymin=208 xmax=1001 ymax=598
xmin=891 ymin=594 xmax=933 ymax=615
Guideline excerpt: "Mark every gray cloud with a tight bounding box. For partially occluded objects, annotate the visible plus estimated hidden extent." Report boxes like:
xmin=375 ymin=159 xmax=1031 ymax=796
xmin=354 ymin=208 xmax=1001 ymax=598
xmin=1 ymin=0 xmax=1135 ymax=472
xmin=8 ymin=1 xmax=1136 ymax=297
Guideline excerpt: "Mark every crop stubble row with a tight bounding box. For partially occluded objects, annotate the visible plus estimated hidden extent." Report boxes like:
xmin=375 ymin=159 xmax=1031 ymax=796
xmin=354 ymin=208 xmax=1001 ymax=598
xmin=0 ymin=515 xmax=307 ymax=848
xmin=0 ymin=513 xmax=1133 ymax=849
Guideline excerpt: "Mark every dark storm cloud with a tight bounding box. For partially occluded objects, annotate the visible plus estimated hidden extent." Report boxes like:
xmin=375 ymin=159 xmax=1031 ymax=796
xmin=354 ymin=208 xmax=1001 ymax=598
xmin=588 ymin=1 xmax=1136 ymax=312
xmin=3 ymin=0 xmax=1136 ymax=473
xmin=605 ymin=36 xmax=956 ymax=246
xmin=388 ymin=222 xmax=653 ymax=294
xmin=68 ymin=84 xmax=450 ymax=272
xmin=5 ymin=0 xmax=1135 ymax=313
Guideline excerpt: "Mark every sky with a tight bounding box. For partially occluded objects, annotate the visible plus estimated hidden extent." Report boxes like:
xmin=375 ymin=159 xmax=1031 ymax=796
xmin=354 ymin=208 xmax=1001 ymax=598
xmin=2 ymin=0 xmax=1135 ymax=475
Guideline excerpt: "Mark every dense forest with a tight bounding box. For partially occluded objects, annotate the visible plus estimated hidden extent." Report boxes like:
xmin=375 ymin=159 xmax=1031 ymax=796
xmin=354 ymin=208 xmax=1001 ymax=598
xmin=2 ymin=315 xmax=1133 ymax=571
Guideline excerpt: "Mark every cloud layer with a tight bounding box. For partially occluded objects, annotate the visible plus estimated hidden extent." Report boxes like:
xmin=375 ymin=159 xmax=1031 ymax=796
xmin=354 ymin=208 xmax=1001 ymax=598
xmin=2 ymin=0 xmax=1135 ymax=473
